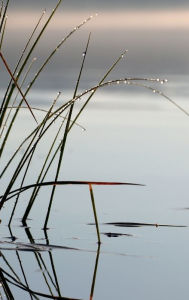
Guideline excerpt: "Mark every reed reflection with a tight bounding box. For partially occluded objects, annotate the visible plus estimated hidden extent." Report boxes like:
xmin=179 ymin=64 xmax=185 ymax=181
xmin=0 ymin=224 xmax=101 ymax=299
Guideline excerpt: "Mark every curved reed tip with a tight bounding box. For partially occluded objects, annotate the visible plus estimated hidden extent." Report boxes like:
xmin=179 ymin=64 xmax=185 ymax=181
xmin=156 ymin=78 xmax=168 ymax=84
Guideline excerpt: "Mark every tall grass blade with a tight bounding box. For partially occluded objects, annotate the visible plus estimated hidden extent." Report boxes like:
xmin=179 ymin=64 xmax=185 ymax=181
xmin=0 ymin=12 xmax=94 ymax=157
xmin=43 ymin=34 xmax=91 ymax=229
xmin=22 ymin=14 xmax=95 ymax=106
xmin=8 ymin=93 xmax=61 ymax=225
xmin=0 ymin=57 xmax=37 ymax=139
xmin=0 ymin=0 xmax=62 ymax=149
xmin=0 ymin=122 xmax=42 ymax=178
xmin=0 ymin=10 xmax=45 ymax=128
xmin=0 ymin=51 xmax=38 ymax=124
xmin=0 ymin=0 xmax=9 ymax=34
xmin=68 ymin=50 xmax=128 ymax=131
xmin=6 ymin=106 xmax=85 ymax=130
xmin=22 ymin=111 xmax=66 ymax=223
xmin=0 ymin=1 xmax=3 ymax=20
xmin=0 ymin=14 xmax=7 ymax=50
xmin=15 ymin=0 xmax=63 ymax=81
xmin=0 ymin=117 xmax=49 ymax=208
xmin=1 ymin=79 xmax=163 ymax=209
xmin=0 ymin=77 xmax=172 ymax=178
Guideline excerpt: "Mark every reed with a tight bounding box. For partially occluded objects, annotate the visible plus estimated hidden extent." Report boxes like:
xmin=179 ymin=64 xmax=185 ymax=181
xmin=1 ymin=0 xmax=187 ymax=243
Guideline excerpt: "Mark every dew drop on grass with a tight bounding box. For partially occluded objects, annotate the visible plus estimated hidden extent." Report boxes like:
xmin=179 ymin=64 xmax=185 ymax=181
xmin=82 ymin=52 xmax=86 ymax=57
xmin=153 ymin=89 xmax=156 ymax=93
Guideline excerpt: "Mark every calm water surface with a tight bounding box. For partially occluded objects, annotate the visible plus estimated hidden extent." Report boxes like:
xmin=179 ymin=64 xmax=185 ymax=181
xmin=1 ymin=78 xmax=189 ymax=299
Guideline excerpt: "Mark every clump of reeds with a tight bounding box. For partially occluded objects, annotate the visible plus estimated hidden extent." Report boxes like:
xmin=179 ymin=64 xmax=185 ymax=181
xmin=0 ymin=0 xmax=188 ymax=243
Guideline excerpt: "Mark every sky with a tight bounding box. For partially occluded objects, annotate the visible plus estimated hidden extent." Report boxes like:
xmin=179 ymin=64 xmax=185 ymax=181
xmin=11 ymin=0 xmax=189 ymax=11
xmin=1 ymin=0 xmax=189 ymax=91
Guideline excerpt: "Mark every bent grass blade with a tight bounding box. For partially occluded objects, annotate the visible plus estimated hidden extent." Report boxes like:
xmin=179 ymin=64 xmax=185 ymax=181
xmin=0 ymin=181 xmax=144 ymax=202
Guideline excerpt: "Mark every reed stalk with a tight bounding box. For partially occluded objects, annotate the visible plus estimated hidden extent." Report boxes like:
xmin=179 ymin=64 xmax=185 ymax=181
xmin=43 ymin=34 xmax=91 ymax=229
xmin=89 ymin=184 xmax=101 ymax=244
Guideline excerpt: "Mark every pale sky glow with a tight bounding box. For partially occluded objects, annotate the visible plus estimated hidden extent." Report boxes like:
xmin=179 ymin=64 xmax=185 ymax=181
xmin=7 ymin=10 xmax=189 ymax=31
xmin=3 ymin=7 xmax=189 ymax=80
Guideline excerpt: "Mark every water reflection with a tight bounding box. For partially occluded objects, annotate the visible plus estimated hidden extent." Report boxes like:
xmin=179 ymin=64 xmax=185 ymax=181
xmin=0 ymin=225 xmax=101 ymax=299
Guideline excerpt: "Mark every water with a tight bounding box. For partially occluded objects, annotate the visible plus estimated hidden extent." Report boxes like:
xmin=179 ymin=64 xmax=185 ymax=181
xmin=1 ymin=78 xmax=189 ymax=299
